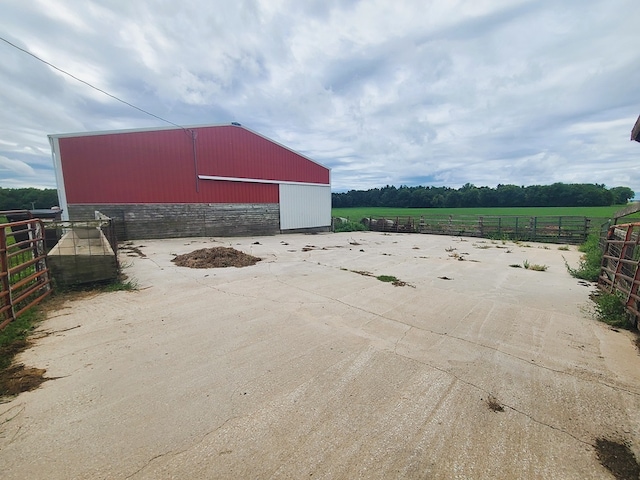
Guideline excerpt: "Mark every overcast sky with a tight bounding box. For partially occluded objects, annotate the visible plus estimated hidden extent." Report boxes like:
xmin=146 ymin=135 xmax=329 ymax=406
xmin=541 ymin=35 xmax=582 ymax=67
xmin=1 ymin=1 xmax=639 ymax=195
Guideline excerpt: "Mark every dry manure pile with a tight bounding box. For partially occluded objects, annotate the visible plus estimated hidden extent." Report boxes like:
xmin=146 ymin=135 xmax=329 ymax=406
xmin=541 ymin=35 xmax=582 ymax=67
xmin=172 ymin=247 xmax=261 ymax=268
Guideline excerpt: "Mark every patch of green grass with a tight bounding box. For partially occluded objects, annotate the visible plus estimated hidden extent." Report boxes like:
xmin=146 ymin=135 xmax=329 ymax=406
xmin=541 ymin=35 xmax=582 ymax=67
xmin=0 ymin=308 xmax=43 ymax=371
xmin=103 ymin=278 xmax=138 ymax=292
xmin=333 ymin=220 xmax=366 ymax=233
xmin=376 ymin=275 xmax=399 ymax=283
xmin=565 ymin=234 xmax=602 ymax=282
xmin=591 ymin=291 xmax=630 ymax=328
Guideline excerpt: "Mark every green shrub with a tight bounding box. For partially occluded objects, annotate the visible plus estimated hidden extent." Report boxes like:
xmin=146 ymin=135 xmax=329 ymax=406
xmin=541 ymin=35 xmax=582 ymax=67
xmin=592 ymin=291 xmax=629 ymax=328
xmin=565 ymin=234 xmax=602 ymax=282
xmin=334 ymin=220 xmax=366 ymax=233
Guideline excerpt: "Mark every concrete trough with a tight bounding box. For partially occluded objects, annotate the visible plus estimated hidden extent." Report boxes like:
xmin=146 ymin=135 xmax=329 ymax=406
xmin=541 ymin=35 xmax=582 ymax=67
xmin=47 ymin=226 xmax=118 ymax=285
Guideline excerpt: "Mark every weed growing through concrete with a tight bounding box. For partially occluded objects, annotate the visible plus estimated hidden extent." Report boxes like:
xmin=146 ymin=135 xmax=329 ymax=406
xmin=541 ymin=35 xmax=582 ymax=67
xmin=522 ymin=260 xmax=547 ymax=271
xmin=565 ymin=234 xmax=601 ymax=282
xmin=346 ymin=270 xmax=413 ymax=287
xmin=376 ymin=275 xmax=397 ymax=282
xmin=528 ymin=263 xmax=548 ymax=271
xmin=590 ymin=291 xmax=630 ymax=328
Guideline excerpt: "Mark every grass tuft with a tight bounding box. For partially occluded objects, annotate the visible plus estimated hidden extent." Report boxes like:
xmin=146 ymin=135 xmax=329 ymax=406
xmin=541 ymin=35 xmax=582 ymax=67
xmin=528 ymin=263 xmax=548 ymax=271
xmin=334 ymin=220 xmax=366 ymax=233
xmin=376 ymin=275 xmax=399 ymax=283
xmin=565 ymin=234 xmax=602 ymax=282
xmin=591 ymin=291 xmax=630 ymax=328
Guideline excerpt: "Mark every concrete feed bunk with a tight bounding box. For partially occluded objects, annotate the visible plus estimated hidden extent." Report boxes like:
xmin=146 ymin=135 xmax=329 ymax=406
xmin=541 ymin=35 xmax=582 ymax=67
xmin=47 ymin=226 xmax=117 ymax=285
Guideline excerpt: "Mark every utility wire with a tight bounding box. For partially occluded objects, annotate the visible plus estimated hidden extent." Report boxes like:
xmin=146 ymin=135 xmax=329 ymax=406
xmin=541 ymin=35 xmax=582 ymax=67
xmin=0 ymin=35 xmax=184 ymax=130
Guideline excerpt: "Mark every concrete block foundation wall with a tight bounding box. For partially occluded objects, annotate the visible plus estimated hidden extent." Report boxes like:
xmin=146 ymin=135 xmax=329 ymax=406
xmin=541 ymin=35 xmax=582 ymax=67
xmin=67 ymin=203 xmax=280 ymax=240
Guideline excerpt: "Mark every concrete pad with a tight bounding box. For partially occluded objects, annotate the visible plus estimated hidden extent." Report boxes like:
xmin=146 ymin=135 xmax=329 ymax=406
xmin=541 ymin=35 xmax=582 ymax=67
xmin=1 ymin=232 xmax=639 ymax=479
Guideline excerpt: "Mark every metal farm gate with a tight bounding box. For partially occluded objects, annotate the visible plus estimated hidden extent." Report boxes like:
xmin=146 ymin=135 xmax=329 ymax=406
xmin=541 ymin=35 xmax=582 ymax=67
xmin=358 ymin=215 xmax=590 ymax=244
xmin=599 ymin=222 xmax=640 ymax=327
xmin=0 ymin=216 xmax=52 ymax=329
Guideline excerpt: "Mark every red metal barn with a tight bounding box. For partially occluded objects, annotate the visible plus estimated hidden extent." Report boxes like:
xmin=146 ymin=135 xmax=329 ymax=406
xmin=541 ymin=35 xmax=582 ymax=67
xmin=48 ymin=124 xmax=331 ymax=239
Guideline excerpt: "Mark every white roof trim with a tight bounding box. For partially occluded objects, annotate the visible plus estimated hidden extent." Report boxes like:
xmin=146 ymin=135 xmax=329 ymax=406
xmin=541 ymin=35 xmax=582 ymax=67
xmin=49 ymin=136 xmax=69 ymax=221
xmin=198 ymin=175 xmax=329 ymax=187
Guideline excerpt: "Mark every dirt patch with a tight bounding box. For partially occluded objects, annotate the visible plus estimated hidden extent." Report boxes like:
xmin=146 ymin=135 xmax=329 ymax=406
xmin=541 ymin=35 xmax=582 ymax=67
xmin=485 ymin=395 xmax=504 ymax=412
xmin=43 ymin=289 xmax=101 ymax=313
xmin=594 ymin=438 xmax=640 ymax=480
xmin=172 ymin=247 xmax=261 ymax=269
xmin=0 ymin=336 xmax=50 ymax=398
xmin=119 ymin=244 xmax=147 ymax=258
xmin=0 ymin=338 xmax=28 ymax=365
xmin=0 ymin=364 xmax=49 ymax=397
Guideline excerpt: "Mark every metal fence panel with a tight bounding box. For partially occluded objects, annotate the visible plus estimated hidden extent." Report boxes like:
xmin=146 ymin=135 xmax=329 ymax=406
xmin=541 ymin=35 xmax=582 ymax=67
xmin=0 ymin=218 xmax=52 ymax=329
xmin=354 ymin=215 xmax=589 ymax=244
xmin=599 ymin=222 xmax=640 ymax=326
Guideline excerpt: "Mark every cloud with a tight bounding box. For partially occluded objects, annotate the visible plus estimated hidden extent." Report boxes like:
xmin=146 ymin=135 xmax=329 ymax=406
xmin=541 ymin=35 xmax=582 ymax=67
xmin=0 ymin=155 xmax=36 ymax=176
xmin=0 ymin=0 xmax=639 ymax=196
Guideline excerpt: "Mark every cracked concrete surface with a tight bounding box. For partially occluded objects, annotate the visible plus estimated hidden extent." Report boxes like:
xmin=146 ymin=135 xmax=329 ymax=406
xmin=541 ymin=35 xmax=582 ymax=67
xmin=1 ymin=232 xmax=639 ymax=479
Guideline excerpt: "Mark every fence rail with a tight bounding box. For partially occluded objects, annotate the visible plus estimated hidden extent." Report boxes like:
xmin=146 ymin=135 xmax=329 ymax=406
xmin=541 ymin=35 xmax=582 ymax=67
xmin=0 ymin=218 xmax=52 ymax=329
xmin=599 ymin=222 xmax=640 ymax=327
xmin=354 ymin=215 xmax=590 ymax=244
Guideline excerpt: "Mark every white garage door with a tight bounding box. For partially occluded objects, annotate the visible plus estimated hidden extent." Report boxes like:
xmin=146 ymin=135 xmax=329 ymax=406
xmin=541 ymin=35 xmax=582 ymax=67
xmin=279 ymin=184 xmax=331 ymax=230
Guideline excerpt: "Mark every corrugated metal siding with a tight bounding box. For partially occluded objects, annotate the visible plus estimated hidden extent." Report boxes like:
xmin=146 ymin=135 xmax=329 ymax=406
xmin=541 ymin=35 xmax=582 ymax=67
xmin=196 ymin=126 xmax=330 ymax=184
xmin=57 ymin=125 xmax=327 ymax=205
xmin=279 ymin=184 xmax=331 ymax=230
xmin=60 ymin=130 xmax=196 ymax=203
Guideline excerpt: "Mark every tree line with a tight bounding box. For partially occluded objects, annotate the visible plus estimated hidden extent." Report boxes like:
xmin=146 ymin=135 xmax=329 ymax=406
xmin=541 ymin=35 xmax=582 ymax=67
xmin=1 ymin=184 xmax=634 ymax=211
xmin=0 ymin=188 xmax=60 ymax=211
xmin=332 ymin=183 xmax=635 ymax=209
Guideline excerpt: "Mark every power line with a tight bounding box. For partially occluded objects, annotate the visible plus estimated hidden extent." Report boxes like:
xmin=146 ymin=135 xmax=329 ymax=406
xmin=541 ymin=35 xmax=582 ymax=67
xmin=0 ymin=35 xmax=184 ymax=130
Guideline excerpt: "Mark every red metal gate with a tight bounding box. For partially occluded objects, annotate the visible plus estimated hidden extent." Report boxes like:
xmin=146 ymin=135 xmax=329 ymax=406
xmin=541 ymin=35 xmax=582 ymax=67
xmin=599 ymin=222 xmax=640 ymax=326
xmin=0 ymin=217 xmax=52 ymax=329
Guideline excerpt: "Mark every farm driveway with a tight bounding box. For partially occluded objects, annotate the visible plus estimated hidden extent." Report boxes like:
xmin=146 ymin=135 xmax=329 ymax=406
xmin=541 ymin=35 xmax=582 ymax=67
xmin=1 ymin=232 xmax=639 ymax=479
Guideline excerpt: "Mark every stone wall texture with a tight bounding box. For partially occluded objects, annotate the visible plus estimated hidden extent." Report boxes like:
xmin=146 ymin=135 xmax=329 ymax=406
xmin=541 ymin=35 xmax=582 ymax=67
xmin=67 ymin=203 xmax=280 ymax=240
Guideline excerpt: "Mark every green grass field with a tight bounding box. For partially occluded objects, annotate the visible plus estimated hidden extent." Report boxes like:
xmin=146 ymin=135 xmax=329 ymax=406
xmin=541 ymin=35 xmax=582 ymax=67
xmin=332 ymin=205 xmax=639 ymax=226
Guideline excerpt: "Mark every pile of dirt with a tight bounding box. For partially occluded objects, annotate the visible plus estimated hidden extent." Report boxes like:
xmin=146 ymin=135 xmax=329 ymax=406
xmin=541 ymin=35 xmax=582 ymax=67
xmin=0 ymin=364 xmax=49 ymax=397
xmin=172 ymin=247 xmax=261 ymax=269
xmin=0 ymin=336 xmax=50 ymax=397
xmin=595 ymin=438 xmax=640 ymax=479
